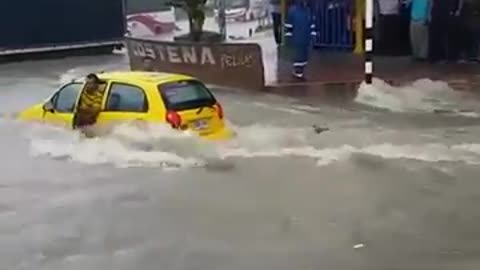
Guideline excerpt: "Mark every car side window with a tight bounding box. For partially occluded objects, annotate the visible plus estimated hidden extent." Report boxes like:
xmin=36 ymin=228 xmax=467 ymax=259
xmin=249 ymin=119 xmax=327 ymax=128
xmin=53 ymin=83 xmax=82 ymax=113
xmin=105 ymin=83 xmax=148 ymax=112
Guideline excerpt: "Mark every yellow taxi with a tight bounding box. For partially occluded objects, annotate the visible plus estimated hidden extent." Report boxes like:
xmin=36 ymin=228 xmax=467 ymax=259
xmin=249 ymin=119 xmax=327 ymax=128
xmin=17 ymin=71 xmax=234 ymax=141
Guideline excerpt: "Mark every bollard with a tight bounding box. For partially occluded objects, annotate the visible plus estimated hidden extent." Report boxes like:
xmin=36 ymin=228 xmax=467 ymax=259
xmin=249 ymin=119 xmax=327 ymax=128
xmin=364 ymin=0 xmax=373 ymax=84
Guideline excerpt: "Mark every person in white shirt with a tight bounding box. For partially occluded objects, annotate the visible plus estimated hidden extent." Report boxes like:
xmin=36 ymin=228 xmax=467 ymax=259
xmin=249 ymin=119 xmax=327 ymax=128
xmin=375 ymin=0 xmax=402 ymax=55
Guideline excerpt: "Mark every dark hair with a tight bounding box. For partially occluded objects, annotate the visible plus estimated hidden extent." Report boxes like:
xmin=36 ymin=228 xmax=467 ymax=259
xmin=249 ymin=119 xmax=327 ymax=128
xmin=86 ymin=73 xmax=101 ymax=83
xmin=87 ymin=73 xmax=105 ymax=84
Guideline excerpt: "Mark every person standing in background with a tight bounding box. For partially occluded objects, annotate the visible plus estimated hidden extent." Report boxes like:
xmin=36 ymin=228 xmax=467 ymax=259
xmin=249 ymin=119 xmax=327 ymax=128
xmin=465 ymin=0 xmax=480 ymax=61
xmin=398 ymin=0 xmax=413 ymax=55
xmin=375 ymin=0 xmax=401 ymax=55
xmin=407 ymin=0 xmax=432 ymax=61
xmin=429 ymin=0 xmax=449 ymax=63
xmin=284 ymin=0 xmax=316 ymax=79
xmin=446 ymin=0 xmax=465 ymax=62
xmin=270 ymin=0 xmax=282 ymax=45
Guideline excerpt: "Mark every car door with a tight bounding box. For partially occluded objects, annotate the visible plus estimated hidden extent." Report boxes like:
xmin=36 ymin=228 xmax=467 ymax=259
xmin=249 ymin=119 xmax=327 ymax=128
xmin=42 ymin=82 xmax=83 ymax=127
xmin=95 ymin=81 xmax=150 ymax=128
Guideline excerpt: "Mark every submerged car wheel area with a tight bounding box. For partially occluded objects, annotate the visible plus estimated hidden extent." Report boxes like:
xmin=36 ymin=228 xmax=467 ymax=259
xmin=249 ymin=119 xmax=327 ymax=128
xmin=17 ymin=71 xmax=235 ymax=141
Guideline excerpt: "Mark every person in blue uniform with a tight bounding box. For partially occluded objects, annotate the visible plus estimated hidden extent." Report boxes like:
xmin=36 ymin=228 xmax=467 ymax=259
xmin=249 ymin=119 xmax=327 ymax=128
xmin=284 ymin=0 xmax=316 ymax=79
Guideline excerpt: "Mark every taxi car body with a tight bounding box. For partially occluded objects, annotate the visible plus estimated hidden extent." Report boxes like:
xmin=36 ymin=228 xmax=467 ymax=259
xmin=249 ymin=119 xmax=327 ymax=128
xmin=17 ymin=71 xmax=234 ymax=141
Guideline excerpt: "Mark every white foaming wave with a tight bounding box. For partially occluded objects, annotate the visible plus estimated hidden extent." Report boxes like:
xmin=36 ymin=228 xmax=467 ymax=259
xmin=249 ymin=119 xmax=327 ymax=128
xmin=25 ymin=122 xmax=312 ymax=169
xmin=316 ymin=143 xmax=480 ymax=165
xmin=30 ymin=136 xmax=203 ymax=169
xmin=24 ymin=122 xmax=480 ymax=168
xmin=356 ymin=78 xmax=480 ymax=117
xmin=27 ymin=123 xmax=205 ymax=169
xmin=218 ymin=143 xmax=480 ymax=166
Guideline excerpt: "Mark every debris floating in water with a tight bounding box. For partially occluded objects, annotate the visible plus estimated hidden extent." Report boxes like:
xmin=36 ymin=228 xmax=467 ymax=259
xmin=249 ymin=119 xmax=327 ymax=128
xmin=312 ymin=125 xmax=329 ymax=134
xmin=353 ymin=244 xmax=365 ymax=249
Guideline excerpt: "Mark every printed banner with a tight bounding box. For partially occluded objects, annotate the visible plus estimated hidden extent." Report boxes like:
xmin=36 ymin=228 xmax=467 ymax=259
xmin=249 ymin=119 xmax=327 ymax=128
xmin=126 ymin=37 xmax=265 ymax=90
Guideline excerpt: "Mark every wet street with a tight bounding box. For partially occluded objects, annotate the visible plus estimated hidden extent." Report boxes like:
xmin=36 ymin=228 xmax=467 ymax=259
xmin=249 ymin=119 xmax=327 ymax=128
xmin=2 ymin=52 xmax=480 ymax=270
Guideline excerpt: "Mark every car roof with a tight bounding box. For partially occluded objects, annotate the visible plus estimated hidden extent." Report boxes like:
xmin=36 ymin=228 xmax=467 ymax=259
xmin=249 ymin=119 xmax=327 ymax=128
xmin=98 ymin=71 xmax=195 ymax=84
xmin=70 ymin=71 xmax=195 ymax=85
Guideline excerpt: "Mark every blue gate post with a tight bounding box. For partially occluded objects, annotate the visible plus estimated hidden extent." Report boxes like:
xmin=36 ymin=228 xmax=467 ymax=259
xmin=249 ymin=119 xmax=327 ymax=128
xmin=313 ymin=0 xmax=354 ymax=51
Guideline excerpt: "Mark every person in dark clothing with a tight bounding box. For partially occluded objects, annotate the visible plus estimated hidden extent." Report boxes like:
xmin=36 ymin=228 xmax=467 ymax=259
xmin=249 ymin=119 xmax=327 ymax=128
xmin=270 ymin=0 xmax=282 ymax=45
xmin=429 ymin=0 xmax=464 ymax=62
xmin=428 ymin=0 xmax=450 ymax=62
xmin=446 ymin=0 xmax=465 ymax=61
xmin=375 ymin=0 xmax=402 ymax=55
xmin=464 ymin=0 xmax=480 ymax=61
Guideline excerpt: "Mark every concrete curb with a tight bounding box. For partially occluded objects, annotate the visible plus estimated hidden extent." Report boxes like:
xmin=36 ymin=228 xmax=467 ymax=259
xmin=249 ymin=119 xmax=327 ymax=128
xmin=261 ymin=76 xmax=480 ymax=102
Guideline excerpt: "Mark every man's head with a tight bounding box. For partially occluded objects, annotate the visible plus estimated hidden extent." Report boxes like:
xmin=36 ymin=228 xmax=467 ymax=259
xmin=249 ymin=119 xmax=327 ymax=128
xmin=142 ymin=56 xmax=155 ymax=72
xmin=85 ymin=73 xmax=101 ymax=91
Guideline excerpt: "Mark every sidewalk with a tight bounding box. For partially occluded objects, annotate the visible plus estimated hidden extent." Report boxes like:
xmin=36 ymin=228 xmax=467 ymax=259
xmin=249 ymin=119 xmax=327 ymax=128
xmin=263 ymin=47 xmax=480 ymax=100
xmin=274 ymin=50 xmax=480 ymax=86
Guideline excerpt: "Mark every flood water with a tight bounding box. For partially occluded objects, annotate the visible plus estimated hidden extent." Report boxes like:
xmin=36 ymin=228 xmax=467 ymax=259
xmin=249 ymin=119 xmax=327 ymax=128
xmin=2 ymin=51 xmax=480 ymax=270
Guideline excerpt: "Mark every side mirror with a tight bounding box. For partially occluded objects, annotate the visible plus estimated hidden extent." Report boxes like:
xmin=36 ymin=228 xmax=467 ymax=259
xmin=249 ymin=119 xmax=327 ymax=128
xmin=42 ymin=102 xmax=55 ymax=113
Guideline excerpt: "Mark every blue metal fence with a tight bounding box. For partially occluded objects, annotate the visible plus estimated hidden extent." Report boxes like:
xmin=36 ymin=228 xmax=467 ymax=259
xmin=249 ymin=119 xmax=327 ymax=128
xmin=312 ymin=0 xmax=354 ymax=51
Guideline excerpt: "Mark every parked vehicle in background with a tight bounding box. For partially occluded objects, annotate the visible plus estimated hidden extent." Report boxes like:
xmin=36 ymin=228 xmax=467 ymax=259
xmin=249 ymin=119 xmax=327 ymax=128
xmin=214 ymin=0 xmax=269 ymax=22
xmin=126 ymin=7 xmax=176 ymax=37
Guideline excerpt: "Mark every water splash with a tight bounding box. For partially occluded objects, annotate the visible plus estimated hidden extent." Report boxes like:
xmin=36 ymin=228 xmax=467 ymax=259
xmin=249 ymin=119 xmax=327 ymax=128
xmin=23 ymin=122 xmax=480 ymax=169
xmin=26 ymin=123 xmax=207 ymax=169
xmin=356 ymin=78 xmax=480 ymax=117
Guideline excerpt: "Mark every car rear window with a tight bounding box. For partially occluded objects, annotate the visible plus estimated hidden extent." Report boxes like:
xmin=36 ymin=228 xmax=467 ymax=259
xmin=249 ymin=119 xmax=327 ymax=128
xmin=158 ymin=80 xmax=217 ymax=110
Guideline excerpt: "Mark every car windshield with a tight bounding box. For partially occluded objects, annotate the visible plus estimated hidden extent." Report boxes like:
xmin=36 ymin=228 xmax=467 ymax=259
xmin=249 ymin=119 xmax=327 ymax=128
xmin=158 ymin=80 xmax=216 ymax=111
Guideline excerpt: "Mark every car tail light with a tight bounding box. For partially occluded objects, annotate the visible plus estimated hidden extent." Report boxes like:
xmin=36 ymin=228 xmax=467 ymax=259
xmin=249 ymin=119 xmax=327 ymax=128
xmin=214 ymin=103 xmax=224 ymax=119
xmin=166 ymin=110 xmax=181 ymax=128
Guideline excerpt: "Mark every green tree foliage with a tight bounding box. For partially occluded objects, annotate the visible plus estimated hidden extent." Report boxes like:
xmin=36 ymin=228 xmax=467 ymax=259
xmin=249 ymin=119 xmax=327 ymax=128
xmin=168 ymin=0 xmax=208 ymax=41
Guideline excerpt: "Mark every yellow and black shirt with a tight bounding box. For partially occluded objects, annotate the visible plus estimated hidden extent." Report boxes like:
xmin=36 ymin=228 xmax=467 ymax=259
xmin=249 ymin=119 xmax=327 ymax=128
xmin=78 ymin=85 xmax=105 ymax=111
xmin=74 ymin=85 xmax=106 ymax=127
